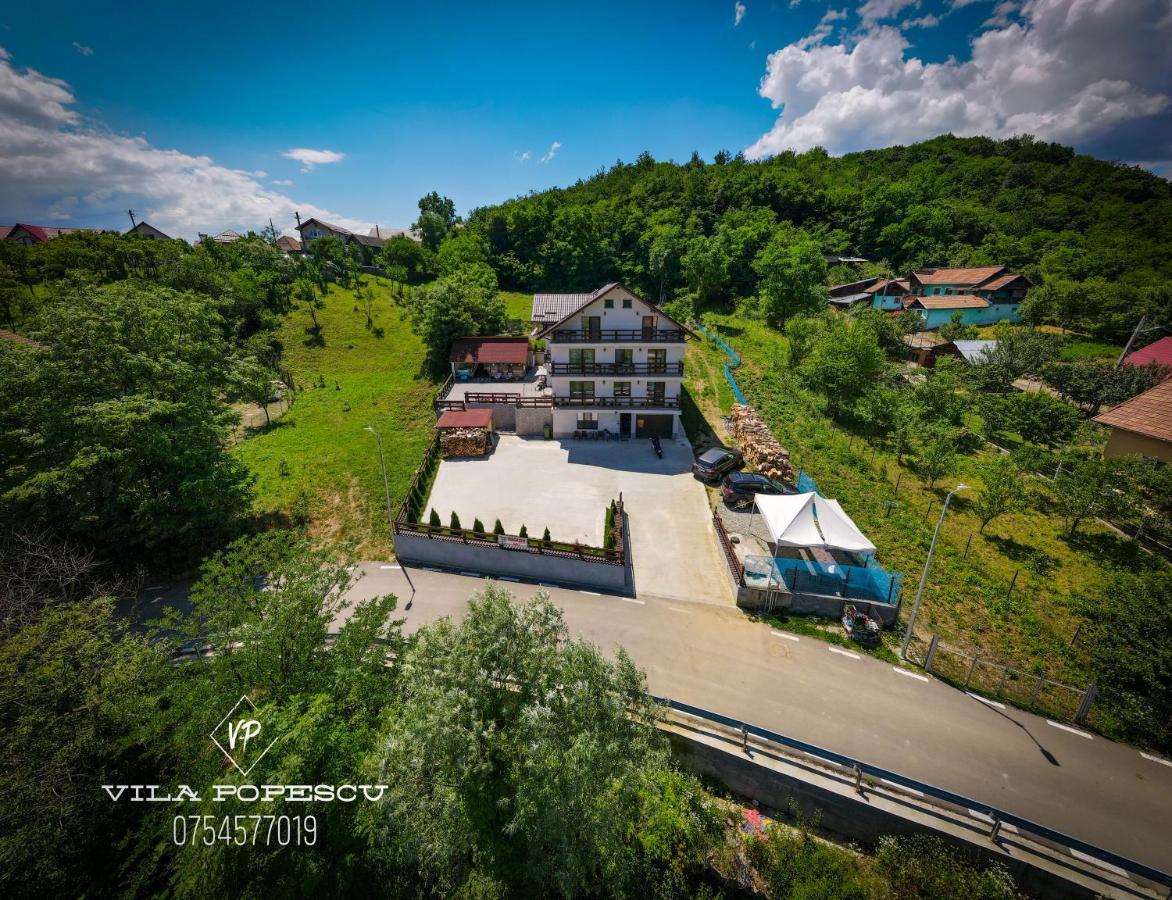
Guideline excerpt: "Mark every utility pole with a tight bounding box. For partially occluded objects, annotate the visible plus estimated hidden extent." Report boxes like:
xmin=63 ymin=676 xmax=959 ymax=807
xmin=901 ymin=484 xmax=968 ymax=659
xmin=127 ymin=209 xmax=137 ymax=230
xmin=295 ymin=211 xmax=302 ymax=229
xmin=364 ymin=426 xmax=393 ymax=527
xmin=1114 ymin=315 xmax=1162 ymax=369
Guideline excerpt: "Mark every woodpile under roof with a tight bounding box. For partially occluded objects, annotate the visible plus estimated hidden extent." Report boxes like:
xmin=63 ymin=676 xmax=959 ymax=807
xmin=728 ymin=404 xmax=796 ymax=484
xmin=439 ymin=427 xmax=490 ymax=458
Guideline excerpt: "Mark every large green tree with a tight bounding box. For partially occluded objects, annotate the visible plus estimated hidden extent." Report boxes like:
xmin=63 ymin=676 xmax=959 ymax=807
xmin=408 ymin=264 xmax=505 ymax=369
xmin=368 ymin=585 xmax=717 ymax=898
xmin=752 ymin=226 xmax=827 ymax=327
xmin=0 ymin=282 xmax=253 ymax=557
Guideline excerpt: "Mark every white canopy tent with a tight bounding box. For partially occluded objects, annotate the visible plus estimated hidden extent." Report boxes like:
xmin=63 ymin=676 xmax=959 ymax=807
xmin=753 ymin=492 xmax=876 ymax=555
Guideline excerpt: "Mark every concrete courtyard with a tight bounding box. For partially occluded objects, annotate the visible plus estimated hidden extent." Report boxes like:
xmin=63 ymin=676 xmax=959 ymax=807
xmin=424 ymin=434 xmax=734 ymax=604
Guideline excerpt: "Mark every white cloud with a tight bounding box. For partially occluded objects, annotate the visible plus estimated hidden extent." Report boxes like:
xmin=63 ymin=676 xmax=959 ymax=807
xmin=0 ymin=47 xmax=368 ymax=239
xmin=821 ymin=8 xmax=849 ymax=23
xmin=281 ymin=147 xmax=345 ymax=172
xmin=271 ymin=179 xmax=293 ymax=186
xmin=735 ymin=2 xmax=747 ymax=26
xmin=747 ymin=0 xmax=1172 ymax=167
xmin=516 ymin=150 xmax=531 ymax=162
xmin=983 ymin=0 xmax=1021 ymax=27
xmin=539 ymin=140 xmax=561 ymax=163
xmin=72 ymin=42 xmax=93 ymax=57
xmin=905 ymin=14 xmax=940 ymax=27
xmin=950 ymin=0 xmax=985 ymax=8
xmin=857 ymin=0 xmax=920 ymax=26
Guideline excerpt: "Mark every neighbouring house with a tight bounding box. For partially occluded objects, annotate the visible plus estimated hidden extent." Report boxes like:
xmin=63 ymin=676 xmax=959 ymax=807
xmin=905 ymin=265 xmax=1030 ymax=329
xmin=296 ymin=218 xmax=416 ymax=263
xmin=823 ymin=253 xmax=869 ymax=264
xmin=275 ymin=235 xmax=302 ymax=255
xmin=901 ymin=331 xmax=948 ymax=367
xmin=865 ymin=277 xmax=911 ymax=312
xmin=534 ymin=282 xmax=693 ymax=438
xmin=1093 ymin=378 xmax=1172 ymax=463
xmin=435 ymin=407 xmax=495 ymax=458
xmin=2 ymin=223 xmax=109 ymax=245
xmin=1121 ymin=336 xmax=1172 ymax=373
xmin=449 ymin=336 xmax=531 ymax=379
xmin=209 ymin=230 xmax=243 ymax=244
xmin=127 ymin=221 xmax=171 ymax=240
xmin=933 ymin=339 xmax=998 ymax=366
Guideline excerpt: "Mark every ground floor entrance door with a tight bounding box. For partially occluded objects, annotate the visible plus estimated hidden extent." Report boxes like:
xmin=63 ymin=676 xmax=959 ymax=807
xmin=619 ymin=413 xmax=631 ymax=436
xmin=635 ymin=414 xmax=673 ymax=438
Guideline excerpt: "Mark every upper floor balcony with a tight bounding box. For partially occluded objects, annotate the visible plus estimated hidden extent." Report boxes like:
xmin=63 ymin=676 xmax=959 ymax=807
xmin=552 ymin=395 xmax=681 ymax=410
xmin=549 ymin=327 xmax=687 ymax=344
xmin=548 ymin=361 xmax=684 ymax=376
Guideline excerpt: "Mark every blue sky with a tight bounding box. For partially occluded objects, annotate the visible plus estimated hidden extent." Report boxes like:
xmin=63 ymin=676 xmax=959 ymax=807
xmin=1 ymin=1 xmax=1169 ymax=237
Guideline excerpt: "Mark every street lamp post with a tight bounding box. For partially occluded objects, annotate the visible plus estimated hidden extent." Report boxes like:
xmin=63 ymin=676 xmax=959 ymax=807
xmin=364 ymin=426 xmax=393 ymax=527
xmin=900 ymin=484 xmax=967 ymax=659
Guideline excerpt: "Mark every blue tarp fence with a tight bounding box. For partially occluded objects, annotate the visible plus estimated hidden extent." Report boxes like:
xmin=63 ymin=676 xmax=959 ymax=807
xmin=693 ymin=322 xmax=747 ymax=404
xmin=744 ymin=554 xmax=903 ymax=605
xmin=796 ymin=470 xmax=820 ymax=495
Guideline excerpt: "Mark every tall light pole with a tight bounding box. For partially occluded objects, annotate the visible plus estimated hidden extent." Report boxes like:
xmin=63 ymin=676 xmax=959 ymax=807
xmin=364 ymin=426 xmax=393 ymax=527
xmin=900 ymin=484 xmax=968 ymax=659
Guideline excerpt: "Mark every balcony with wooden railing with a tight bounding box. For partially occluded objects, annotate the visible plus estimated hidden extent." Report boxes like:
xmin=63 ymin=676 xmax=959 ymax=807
xmin=548 ymin=361 xmax=684 ymax=376
xmin=553 ymin=395 xmax=680 ymax=409
xmin=549 ymin=328 xmax=687 ymax=344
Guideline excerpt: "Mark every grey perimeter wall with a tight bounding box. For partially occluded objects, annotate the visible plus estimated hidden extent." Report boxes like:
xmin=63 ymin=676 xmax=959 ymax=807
xmin=463 ymin=402 xmax=552 ymax=436
xmin=395 ymin=531 xmax=627 ymax=591
xmin=736 ymin=587 xmax=899 ymax=626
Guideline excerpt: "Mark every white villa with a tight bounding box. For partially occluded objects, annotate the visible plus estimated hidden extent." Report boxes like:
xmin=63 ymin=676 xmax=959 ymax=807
xmin=533 ymin=282 xmax=693 ymax=439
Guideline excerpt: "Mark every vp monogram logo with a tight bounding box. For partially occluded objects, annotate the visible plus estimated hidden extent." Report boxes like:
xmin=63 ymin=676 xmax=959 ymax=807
xmin=211 ymin=696 xmax=280 ymax=776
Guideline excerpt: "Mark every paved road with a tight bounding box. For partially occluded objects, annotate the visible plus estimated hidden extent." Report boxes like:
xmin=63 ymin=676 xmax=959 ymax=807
xmin=337 ymin=563 xmax=1172 ymax=873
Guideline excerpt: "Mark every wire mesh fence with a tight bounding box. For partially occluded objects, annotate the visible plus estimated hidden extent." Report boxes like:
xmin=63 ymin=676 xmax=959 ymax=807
xmin=906 ymin=633 xmax=1094 ymax=724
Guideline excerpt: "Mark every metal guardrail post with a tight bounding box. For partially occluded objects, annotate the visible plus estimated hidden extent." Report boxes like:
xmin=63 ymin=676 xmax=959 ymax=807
xmin=741 ymin=724 xmax=748 ymax=752
xmin=853 ymin=764 xmax=863 ymax=795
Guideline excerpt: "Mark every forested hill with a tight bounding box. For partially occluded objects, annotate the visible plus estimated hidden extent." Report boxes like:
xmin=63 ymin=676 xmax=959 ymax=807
xmin=466 ymin=135 xmax=1171 ymax=336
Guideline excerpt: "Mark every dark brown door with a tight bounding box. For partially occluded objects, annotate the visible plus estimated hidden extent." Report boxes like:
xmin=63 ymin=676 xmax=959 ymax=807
xmin=635 ymin=414 xmax=673 ymax=438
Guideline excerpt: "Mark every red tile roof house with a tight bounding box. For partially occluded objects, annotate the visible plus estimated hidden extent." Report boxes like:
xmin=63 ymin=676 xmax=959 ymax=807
xmin=1094 ymin=378 xmax=1172 ymax=464
xmin=2 ymin=223 xmax=110 ymax=245
xmin=448 ymin=336 xmax=531 ymax=379
xmin=1122 ymin=336 xmax=1172 ymax=373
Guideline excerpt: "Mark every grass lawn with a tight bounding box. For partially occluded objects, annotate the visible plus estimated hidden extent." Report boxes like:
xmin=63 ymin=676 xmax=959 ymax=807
xmin=499 ymin=290 xmax=533 ymax=322
xmin=686 ymin=310 xmax=1167 ymax=692
xmin=234 ymin=278 xmax=439 ymax=556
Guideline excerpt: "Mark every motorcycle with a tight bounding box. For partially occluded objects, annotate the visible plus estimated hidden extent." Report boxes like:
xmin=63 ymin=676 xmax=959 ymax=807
xmin=651 ymin=435 xmax=663 ymax=458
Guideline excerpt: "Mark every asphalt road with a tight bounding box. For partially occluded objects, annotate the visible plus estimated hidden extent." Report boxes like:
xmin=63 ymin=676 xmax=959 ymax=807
xmin=338 ymin=563 xmax=1172 ymax=873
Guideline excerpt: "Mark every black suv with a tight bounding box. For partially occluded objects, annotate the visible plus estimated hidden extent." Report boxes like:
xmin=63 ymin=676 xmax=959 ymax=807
xmin=692 ymin=447 xmax=744 ymax=482
xmin=721 ymin=471 xmax=785 ymax=506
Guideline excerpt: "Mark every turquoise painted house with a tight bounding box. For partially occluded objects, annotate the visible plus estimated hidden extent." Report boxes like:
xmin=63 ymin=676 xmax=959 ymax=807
xmin=905 ymin=266 xmax=1030 ymax=329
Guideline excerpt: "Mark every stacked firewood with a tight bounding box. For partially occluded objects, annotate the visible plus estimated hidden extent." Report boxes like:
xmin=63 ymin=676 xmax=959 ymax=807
xmin=439 ymin=428 xmax=489 ymax=458
xmin=728 ymin=404 xmax=795 ymax=483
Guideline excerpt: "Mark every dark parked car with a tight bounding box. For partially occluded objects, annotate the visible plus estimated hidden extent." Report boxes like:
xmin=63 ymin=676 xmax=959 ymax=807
xmin=692 ymin=447 xmax=744 ymax=482
xmin=721 ymin=471 xmax=786 ymax=506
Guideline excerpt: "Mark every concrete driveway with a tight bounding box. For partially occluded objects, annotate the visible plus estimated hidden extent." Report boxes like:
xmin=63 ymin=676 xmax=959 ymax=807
xmin=424 ymin=435 xmax=734 ymax=604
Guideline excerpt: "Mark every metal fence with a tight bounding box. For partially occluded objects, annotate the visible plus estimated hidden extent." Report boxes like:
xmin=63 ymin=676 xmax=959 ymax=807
xmin=907 ymin=634 xmax=1095 ymax=725
xmin=655 ymin=695 xmax=1172 ymax=893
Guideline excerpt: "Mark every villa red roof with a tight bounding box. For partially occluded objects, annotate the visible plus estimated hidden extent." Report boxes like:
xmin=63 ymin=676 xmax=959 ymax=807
xmin=435 ymin=408 xmax=494 ymax=429
xmin=1123 ymin=336 xmax=1172 ymax=371
xmin=449 ymin=336 xmax=530 ymax=365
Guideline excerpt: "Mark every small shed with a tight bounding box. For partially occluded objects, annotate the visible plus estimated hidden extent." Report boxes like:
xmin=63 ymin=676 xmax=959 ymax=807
xmin=436 ymin=407 xmax=494 ymax=457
